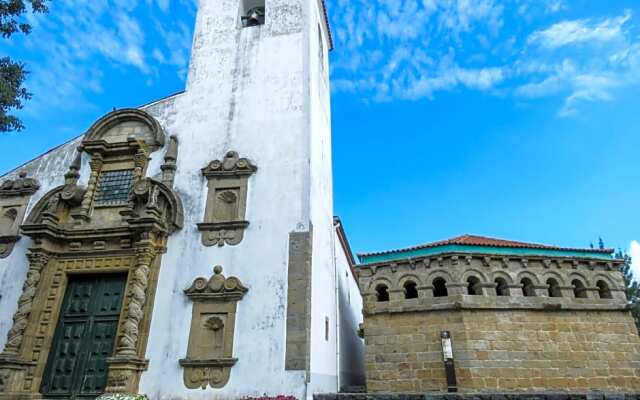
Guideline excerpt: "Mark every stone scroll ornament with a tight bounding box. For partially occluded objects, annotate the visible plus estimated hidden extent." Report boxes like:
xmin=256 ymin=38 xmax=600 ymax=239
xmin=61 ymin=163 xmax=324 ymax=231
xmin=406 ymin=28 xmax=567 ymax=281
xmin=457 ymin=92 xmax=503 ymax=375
xmin=0 ymin=172 xmax=40 ymax=258
xmin=197 ymin=151 xmax=257 ymax=247
xmin=179 ymin=265 xmax=248 ymax=389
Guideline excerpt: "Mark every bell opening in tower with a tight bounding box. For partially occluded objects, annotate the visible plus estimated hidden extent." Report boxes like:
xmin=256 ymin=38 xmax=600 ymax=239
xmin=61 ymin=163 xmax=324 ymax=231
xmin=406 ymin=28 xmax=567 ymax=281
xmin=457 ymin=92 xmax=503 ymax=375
xmin=240 ymin=0 xmax=265 ymax=28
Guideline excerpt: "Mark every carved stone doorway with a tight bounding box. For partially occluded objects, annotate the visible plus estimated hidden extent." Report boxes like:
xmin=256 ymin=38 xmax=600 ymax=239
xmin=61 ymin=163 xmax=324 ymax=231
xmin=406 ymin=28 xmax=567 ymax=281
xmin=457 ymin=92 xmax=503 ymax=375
xmin=41 ymin=273 xmax=127 ymax=399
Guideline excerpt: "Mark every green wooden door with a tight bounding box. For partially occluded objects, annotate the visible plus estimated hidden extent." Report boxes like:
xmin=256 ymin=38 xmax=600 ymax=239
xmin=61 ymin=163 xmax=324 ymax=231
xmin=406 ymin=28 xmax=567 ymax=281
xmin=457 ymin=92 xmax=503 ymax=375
xmin=41 ymin=274 xmax=127 ymax=399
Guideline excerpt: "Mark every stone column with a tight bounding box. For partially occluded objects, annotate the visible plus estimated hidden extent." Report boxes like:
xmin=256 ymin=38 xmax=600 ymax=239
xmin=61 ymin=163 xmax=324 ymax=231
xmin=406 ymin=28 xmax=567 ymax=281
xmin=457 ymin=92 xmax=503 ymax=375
xmin=584 ymin=287 xmax=601 ymax=299
xmin=116 ymin=244 xmax=155 ymax=356
xmin=73 ymin=156 xmax=103 ymax=222
xmin=559 ymin=286 xmax=576 ymax=298
xmin=106 ymin=241 xmax=156 ymax=395
xmin=507 ymin=284 xmax=524 ymax=297
xmin=0 ymin=251 xmax=50 ymax=394
xmin=418 ymin=285 xmax=434 ymax=299
xmin=1 ymin=252 xmax=50 ymax=355
xmin=446 ymin=283 xmax=466 ymax=295
xmin=532 ymin=285 xmax=550 ymax=297
xmin=481 ymin=283 xmax=498 ymax=297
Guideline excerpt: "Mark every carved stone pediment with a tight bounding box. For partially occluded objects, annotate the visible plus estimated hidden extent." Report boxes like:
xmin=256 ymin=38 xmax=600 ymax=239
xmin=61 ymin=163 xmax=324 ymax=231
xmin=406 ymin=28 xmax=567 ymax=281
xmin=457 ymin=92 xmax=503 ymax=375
xmin=198 ymin=151 xmax=257 ymax=247
xmin=180 ymin=266 xmax=248 ymax=389
xmin=185 ymin=265 xmax=249 ymax=300
xmin=83 ymin=109 xmax=165 ymax=154
xmin=0 ymin=172 xmax=40 ymax=258
xmin=201 ymin=152 xmax=257 ymax=178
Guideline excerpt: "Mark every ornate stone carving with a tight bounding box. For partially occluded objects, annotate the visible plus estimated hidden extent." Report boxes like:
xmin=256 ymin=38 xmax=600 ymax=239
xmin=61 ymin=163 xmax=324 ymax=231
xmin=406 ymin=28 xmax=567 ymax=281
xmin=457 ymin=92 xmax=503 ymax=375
xmin=117 ymin=244 xmax=156 ymax=356
xmin=0 ymin=172 xmax=40 ymax=258
xmin=161 ymin=135 xmax=179 ymax=186
xmin=1 ymin=251 xmax=50 ymax=355
xmin=0 ymin=368 xmax=10 ymax=392
xmin=0 ymin=172 xmax=39 ymax=197
xmin=0 ymin=109 xmax=184 ymax=398
xmin=180 ymin=266 xmax=248 ymax=389
xmin=72 ymin=155 xmax=103 ymax=222
xmin=197 ymin=151 xmax=257 ymax=247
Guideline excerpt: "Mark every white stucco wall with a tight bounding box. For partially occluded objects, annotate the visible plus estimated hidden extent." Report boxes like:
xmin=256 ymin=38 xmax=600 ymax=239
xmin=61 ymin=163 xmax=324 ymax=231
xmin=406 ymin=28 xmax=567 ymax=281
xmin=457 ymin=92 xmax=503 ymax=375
xmin=334 ymin=232 xmax=366 ymax=390
xmin=0 ymin=0 xmax=363 ymax=399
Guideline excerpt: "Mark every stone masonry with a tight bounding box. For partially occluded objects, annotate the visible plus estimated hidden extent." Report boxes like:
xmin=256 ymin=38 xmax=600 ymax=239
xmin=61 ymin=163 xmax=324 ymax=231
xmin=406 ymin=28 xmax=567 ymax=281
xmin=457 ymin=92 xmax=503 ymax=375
xmin=364 ymin=309 xmax=640 ymax=393
xmin=356 ymin=236 xmax=640 ymax=394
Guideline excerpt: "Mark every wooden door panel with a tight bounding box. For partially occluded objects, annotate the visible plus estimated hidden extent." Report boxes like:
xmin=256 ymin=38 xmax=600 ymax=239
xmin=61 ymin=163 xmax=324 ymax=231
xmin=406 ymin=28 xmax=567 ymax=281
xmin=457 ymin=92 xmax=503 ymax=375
xmin=42 ymin=273 xmax=126 ymax=399
xmin=43 ymin=321 xmax=87 ymax=396
xmin=78 ymin=320 xmax=118 ymax=396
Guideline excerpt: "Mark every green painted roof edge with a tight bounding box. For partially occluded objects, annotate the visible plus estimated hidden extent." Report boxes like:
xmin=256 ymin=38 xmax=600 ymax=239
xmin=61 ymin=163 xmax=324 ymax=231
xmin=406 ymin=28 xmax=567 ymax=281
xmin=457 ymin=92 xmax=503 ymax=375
xmin=358 ymin=244 xmax=615 ymax=265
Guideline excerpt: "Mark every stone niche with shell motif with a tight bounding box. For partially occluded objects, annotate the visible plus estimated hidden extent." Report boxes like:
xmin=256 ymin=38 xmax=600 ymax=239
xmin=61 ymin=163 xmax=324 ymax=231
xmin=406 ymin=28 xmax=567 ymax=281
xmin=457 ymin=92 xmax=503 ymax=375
xmin=197 ymin=151 xmax=257 ymax=247
xmin=0 ymin=172 xmax=40 ymax=259
xmin=180 ymin=265 xmax=248 ymax=389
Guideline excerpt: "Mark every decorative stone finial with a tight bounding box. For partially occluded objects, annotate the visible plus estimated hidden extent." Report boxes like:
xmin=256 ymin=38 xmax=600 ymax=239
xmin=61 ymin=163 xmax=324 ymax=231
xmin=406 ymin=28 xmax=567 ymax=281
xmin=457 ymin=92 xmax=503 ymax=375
xmin=0 ymin=172 xmax=40 ymax=198
xmin=161 ymin=135 xmax=179 ymax=186
xmin=64 ymin=146 xmax=83 ymax=185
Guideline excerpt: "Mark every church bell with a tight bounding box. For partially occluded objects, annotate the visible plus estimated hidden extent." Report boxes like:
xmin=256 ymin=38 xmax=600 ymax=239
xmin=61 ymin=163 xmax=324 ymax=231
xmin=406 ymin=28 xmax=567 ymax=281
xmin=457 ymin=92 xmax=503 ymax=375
xmin=242 ymin=6 xmax=265 ymax=27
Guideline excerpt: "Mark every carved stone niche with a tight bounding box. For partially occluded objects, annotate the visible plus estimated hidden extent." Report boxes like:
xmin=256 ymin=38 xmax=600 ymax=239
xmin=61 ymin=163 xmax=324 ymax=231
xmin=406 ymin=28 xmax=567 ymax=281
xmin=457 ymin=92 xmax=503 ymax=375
xmin=0 ymin=172 xmax=40 ymax=258
xmin=180 ymin=265 xmax=248 ymax=389
xmin=197 ymin=151 xmax=257 ymax=247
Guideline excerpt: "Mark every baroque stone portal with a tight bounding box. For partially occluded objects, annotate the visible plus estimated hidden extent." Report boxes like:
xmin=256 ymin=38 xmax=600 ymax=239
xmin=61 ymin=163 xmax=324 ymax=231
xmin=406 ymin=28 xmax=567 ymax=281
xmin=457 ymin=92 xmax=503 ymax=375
xmin=197 ymin=151 xmax=257 ymax=247
xmin=180 ymin=265 xmax=248 ymax=389
xmin=0 ymin=109 xmax=183 ymax=399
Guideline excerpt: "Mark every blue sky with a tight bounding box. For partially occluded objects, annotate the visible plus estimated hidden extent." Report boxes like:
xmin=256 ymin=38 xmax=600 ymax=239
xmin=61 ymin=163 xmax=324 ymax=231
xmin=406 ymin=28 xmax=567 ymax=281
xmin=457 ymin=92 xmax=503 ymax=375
xmin=1 ymin=0 xmax=639 ymax=269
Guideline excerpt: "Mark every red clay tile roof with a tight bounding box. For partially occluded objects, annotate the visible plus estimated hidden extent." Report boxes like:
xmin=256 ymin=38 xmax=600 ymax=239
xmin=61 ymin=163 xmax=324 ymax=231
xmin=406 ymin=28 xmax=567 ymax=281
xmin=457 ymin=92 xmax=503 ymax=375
xmin=358 ymin=234 xmax=614 ymax=258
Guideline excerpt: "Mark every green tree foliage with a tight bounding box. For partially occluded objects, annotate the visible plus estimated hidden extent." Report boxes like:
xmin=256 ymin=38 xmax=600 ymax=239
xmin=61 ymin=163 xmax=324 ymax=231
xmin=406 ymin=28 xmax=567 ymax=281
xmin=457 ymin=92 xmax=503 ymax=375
xmin=616 ymin=249 xmax=640 ymax=333
xmin=0 ymin=0 xmax=47 ymax=133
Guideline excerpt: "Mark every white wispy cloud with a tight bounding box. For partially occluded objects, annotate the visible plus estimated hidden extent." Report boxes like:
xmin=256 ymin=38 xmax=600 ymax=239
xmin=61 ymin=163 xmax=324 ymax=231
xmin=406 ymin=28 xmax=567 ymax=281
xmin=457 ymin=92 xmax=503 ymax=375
xmin=5 ymin=0 xmax=640 ymax=120
xmin=3 ymin=0 xmax=195 ymax=115
xmin=528 ymin=11 xmax=631 ymax=49
xmin=330 ymin=3 xmax=640 ymax=117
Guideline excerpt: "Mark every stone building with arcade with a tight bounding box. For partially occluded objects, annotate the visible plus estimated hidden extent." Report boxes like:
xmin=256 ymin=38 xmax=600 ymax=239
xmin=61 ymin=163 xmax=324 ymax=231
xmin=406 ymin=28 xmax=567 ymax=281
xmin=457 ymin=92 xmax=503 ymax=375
xmin=357 ymin=235 xmax=640 ymax=394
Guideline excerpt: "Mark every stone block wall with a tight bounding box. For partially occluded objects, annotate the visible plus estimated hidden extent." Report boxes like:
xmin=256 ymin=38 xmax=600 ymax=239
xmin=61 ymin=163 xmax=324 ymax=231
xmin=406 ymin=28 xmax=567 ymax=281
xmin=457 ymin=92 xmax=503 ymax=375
xmin=316 ymin=393 xmax=640 ymax=400
xmin=364 ymin=309 xmax=640 ymax=393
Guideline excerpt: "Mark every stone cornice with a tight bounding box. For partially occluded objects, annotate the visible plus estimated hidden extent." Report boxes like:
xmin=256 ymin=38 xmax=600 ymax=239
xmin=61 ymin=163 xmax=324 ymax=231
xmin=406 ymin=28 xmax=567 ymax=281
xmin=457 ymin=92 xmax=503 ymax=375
xmin=364 ymin=294 xmax=630 ymax=316
xmin=357 ymin=252 xmax=621 ymax=273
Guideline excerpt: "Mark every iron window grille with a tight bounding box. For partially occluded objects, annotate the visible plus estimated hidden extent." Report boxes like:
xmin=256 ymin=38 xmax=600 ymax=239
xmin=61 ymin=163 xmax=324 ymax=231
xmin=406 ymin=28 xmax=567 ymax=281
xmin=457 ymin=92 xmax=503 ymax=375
xmin=94 ymin=170 xmax=134 ymax=206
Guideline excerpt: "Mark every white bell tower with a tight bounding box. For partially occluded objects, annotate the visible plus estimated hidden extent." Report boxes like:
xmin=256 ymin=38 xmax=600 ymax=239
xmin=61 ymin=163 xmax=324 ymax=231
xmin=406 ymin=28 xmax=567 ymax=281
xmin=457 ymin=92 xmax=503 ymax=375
xmin=137 ymin=0 xmax=362 ymax=398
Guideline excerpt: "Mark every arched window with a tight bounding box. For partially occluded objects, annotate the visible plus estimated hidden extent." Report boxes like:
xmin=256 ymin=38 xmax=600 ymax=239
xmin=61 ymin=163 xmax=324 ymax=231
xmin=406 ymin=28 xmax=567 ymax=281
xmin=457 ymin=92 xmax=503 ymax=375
xmin=375 ymin=284 xmax=389 ymax=302
xmin=433 ymin=278 xmax=448 ymax=297
xmin=547 ymin=278 xmax=562 ymax=298
xmin=404 ymin=281 xmax=418 ymax=299
xmin=521 ymin=278 xmax=536 ymax=297
xmin=495 ymin=278 xmax=509 ymax=296
xmin=467 ymin=276 xmax=482 ymax=295
xmin=572 ymin=279 xmax=588 ymax=299
xmin=597 ymin=280 xmax=612 ymax=299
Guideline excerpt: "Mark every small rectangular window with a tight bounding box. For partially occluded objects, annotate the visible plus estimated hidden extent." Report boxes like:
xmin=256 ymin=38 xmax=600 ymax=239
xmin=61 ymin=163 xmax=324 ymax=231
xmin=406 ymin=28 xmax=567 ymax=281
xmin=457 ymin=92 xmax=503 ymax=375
xmin=94 ymin=170 xmax=134 ymax=206
xmin=325 ymin=317 xmax=329 ymax=341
